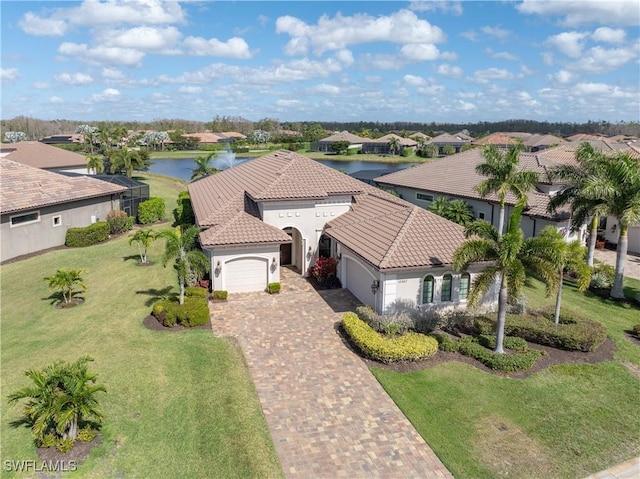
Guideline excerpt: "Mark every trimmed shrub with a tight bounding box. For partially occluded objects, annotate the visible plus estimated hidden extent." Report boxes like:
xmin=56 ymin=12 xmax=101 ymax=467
xmin=77 ymin=427 xmax=97 ymax=442
xmin=138 ymin=197 xmax=165 ymax=224
xmin=631 ymin=324 xmax=640 ymax=338
xmin=478 ymin=334 xmax=528 ymax=352
xmin=342 ymin=312 xmax=438 ymax=363
xmin=456 ymin=336 xmax=543 ymax=373
xmin=185 ymin=286 xmax=207 ymax=298
xmin=38 ymin=433 xmax=57 ymax=448
xmin=431 ymin=332 xmax=460 ymax=353
xmin=268 ymin=282 xmax=281 ymax=294
xmin=308 ymin=256 xmax=337 ymax=282
xmin=356 ymin=305 xmax=414 ymax=336
xmin=212 ymin=290 xmax=228 ymax=301
xmin=106 ymin=210 xmax=133 ymax=234
xmin=590 ymin=262 xmax=614 ymax=289
xmin=475 ymin=310 xmax=607 ymax=352
xmin=56 ymin=438 xmax=75 ymax=453
xmin=151 ymin=296 xmax=209 ymax=328
xmin=65 ymin=221 xmax=109 ymax=247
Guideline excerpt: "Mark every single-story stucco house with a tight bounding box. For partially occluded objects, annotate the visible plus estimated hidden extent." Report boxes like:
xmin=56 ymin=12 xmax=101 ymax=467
xmin=1 ymin=141 xmax=89 ymax=174
xmin=188 ymin=150 xmax=497 ymax=315
xmin=1 ymin=159 xmax=126 ymax=262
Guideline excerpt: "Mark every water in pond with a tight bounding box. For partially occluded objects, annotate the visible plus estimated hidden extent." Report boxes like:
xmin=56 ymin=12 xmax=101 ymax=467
xmin=146 ymin=154 xmax=416 ymax=181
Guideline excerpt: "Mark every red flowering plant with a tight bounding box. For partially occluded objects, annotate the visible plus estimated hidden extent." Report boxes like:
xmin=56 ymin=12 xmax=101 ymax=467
xmin=308 ymin=256 xmax=337 ymax=283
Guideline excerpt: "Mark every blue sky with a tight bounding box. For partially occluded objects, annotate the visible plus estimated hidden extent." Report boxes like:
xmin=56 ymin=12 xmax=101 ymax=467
xmin=1 ymin=1 xmax=639 ymax=123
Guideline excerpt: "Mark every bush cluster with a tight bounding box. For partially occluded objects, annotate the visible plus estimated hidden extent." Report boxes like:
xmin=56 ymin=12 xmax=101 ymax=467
xmin=268 ymin=282 xmax=281 ymax=294
xmin=106 ymin=210 xmax=134 ymax=234
xmin=430 ymin=332 xmax=460 ymax=352
xmin=138 ymin=197 xmax=165 ymax=224
xmin=631 ymin=324 xmax=640 ymax=338
xmin=185 ymin=286 xmax=207 ymax=298
xmin=212 ymin=290 xmax=228 ymax=301
xmin=356 ymin=305 xmax=413 ymax=336
xmin=307 ymin=256 xmax=337 ymax=282
xmin=456 ymin=336 xmax=544 ymax=373
xmin=475 ymin=310 xmax=607 ymax=352
xmin=77 ymin=427 xmax=97 ymax=442
xmin=590 ymin=262 xmax=615 ymax=289
xmin=341 ymin=312 xmax=438 ymax=363
xmin=65 ymin=221 xmax=109 ymax=247
xmin=152 ymin=296 xmax=209 ymax=328
xmin=56 ymin=438 xmax=75 ymax=453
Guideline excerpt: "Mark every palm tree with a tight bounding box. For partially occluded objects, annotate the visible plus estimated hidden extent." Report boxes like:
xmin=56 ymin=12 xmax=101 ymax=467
xmin=547 ymin=142 xmax=608 ymax=267
xmin=387 ymin=137 xmax=400 ymax=156
xmin=8 ymin=357 xmax=106 ymax=442
xmin=109 ymin=147 xmax=144 ymax=177
xmin=129 ymin=228 xmax=157 ymax=264
xmin=536 ymin=227 xmax=591 ymax=323
xmin=446 ymin=200 xmax=475 ymax=227
xmin=581 ymin=151 xmax=640 ymax=298
xmin=159 ymin=226 xmax=209 ymax=305
xmin=86 ymin=155 xmax=104 ymax=174
xmin=453 ymin=202 xmax=559 ymax=353
xmin=425 ymin=144 xmax=439 ymax=158
xmin=427 ymin=197 xmax=450 ymax=217
xmin=191 ymin=152 xmax=219 ymax=180
xmin=475 ymin=144 xmax=538 ymax=236
xmin=442 ymin=145 xmax=456 ymax=155
xmin=44 ymin=269 xmax=86 ymax=306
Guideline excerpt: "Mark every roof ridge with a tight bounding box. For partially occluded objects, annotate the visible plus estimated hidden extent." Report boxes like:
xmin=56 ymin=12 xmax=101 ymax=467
xmin=379 ymin=206 xmax=418 ymax=268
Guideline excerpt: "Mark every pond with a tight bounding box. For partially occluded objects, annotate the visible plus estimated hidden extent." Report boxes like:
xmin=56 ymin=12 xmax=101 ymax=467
xmin=145 ymin=154 xmax=417 ymax=181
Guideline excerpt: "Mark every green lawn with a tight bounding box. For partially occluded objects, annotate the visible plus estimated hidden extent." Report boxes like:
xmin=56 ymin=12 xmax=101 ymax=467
xmin=373 ymin=277 xmax=640 ymax=479
xmin=0 ymin=176 xmax=282 ymax=478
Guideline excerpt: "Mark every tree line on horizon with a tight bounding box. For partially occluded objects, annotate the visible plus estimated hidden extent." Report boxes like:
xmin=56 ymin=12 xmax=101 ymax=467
xmin=2 ymin=115 xmax=639 ymax=143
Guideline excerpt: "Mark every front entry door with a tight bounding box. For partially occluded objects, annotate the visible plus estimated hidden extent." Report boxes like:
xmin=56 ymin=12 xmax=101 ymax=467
xmin=280 ymin=242 xmax=292 ymax=265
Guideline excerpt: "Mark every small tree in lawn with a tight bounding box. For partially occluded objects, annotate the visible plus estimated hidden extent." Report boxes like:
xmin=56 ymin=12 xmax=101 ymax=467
xmin=129 ymin=229 xmax=157 ymax=264
xmin=44 ymin=269 xmax=86 ymax=306
xmin=330 ymin=141 xmax=350 ymax=155
xmin=159 ymin=226 xmax=209 ymax=304
xmin=8 ymin=357 xmax=105 ymax=445
xmin=536 ymin=227 xmax=591 ymax=324
xmin=387 ymin=136 xmax=400 ymax=156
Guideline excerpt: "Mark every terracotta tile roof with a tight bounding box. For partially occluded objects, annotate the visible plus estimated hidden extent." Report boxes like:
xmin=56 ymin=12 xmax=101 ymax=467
xmin=325 ymin=193 xmax=466 ymax=269
xmin=220 ymin=131 xmax=247 ymax=139
xmin=189 ymin=150 xmax=467 ymax=267
xmin=565 ymin=133 xmax=606 ymax=142
xmin=524 ymin=134 xmax=565 ymax=148
xmin=183 ymin=132 xmax=224 ymax=143
xmin=473 ymin=133 xmax=520 ymax=146
xmin=1 ymin=159 xmax=126 ymax=214
xmin=410 ymin=132 xmax=431 ymax=140
xmin=1 ymin=141 xmax=88 ymax=169
xmin=427 ymin=133 xmax=472 ymax=144
xmin=318 ymin=131 xmax=369 ymax=143
xmin=371 ymin=134 xmax=418 ymax=147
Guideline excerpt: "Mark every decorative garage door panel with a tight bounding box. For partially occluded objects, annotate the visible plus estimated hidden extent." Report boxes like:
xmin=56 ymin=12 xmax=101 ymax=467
xmin=226 ymin=258 xmax=268 ymax=293
xmin=345 ymin=258 xmax=375 ymax=307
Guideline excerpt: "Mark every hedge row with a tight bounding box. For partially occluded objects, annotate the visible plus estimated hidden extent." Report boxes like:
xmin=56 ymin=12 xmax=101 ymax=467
xmin=356 ymin=305 xmax=413 ymax=336
xmin=152 ymin=296 xmax=209 ymax=328
xmin=107 ymin=210 xmax=134 ymax=234
xmin=138 ymin=197 xmax=165 ymax=224
xmin=456 ymin=336 xmax=544 ymax=373
xmin=342 ymin=312 xmax=438 ymax=363
xmin=475 ymin=310 xmax=607 ymax=352
xmin=65 ymin=221 xmax=109 ymax=247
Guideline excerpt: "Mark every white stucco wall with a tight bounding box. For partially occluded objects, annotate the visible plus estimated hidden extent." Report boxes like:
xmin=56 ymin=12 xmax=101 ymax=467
xmin=604 ymin=216 xmax=640 ymax=254
xmin=207 ymin=244 xmax=280 ymax=292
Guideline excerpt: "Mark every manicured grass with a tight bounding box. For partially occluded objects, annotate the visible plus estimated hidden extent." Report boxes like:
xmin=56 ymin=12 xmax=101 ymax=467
xmin=373 ymin=277 xmax=640 ymax=479
xmin=133 ymin=173 xmax=188 ymax=221
xmin=1 ymin=177 xmax=282 ymax=478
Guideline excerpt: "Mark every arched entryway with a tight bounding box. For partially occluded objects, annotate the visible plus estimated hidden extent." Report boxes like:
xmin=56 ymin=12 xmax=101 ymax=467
xmin=281 ymin=227 xmax=303 ymax=273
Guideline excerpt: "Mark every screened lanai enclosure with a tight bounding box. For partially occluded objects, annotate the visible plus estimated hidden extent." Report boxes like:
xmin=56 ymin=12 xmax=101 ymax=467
xmin=92 ymin=175 xmax=150 ymax=218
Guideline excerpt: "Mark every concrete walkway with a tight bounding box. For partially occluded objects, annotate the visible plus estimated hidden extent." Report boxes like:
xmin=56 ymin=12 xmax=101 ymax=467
xmin=583 ymin=457 xmax=639 ymax=479
xmin=593 ymin=248 xmax=640 ymax=280
xmin=210 ymin=267 xmax=452 ymax=479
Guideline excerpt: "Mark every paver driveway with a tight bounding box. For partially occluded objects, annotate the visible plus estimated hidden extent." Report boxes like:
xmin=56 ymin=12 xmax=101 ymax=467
xmin=210 ymin=267 xmax=452 ymax=479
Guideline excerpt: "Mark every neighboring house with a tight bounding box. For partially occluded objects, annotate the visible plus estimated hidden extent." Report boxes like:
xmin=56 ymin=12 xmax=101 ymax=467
xmin=473 ymin=133 xmax=520 ymax=149
xmin=1 ymin=159 xmax=126 ymax=262
xmin=375 ymin=146 xmax=590 ymax=243
xmin=40 ymin=134 xmax=84 ymax=145
xmin=312 ymin=131 xmax=369 ymax=152
xmin=523 ymin=134 xmax=565 ymax=152
xmin=426 ymin=133 xmax=472 ymax=155
xmin=0 ymin=141 xmax=89 ymax=174
xmin=183 ymin=132 xmax=225 ymax=145
xmin=410 ymin=132 xmax=431 ymax=141
xmin=361 ymin=134 xmax=417 ymax=155
xmin=188 ymin=150 xmax=497 ymax=314
xmin=473 ymin=132 xmax=564 ymax=152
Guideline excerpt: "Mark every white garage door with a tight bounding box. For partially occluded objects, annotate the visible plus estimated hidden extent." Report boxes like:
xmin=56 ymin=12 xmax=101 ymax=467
xmin=345 ymin=258 xmax=375 ymax=307
xmin=629 ymin=226 xmax=640 ymax=254
xmin=225 ymin=258 xmax=268 ymax=293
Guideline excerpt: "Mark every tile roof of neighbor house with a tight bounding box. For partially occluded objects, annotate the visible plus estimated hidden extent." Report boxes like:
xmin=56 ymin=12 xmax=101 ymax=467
xmin=0 ymin=141 xmax=89 ymax=169
xmin=473 ymin=133 xmax=520 ymax=146
xmin=318 ymin=131 xmax=369 ymax=143
xmin=524 ymin=134 xmax=565 ymax=148
xmin=220 ymin=131 xmax=247 ymax=140
xmin=371 ymin=134 xmax=418 ymax=147
xmin=565 ymin=133 xmax=607 ymax=142
xmin=409 ymin=132 xmax=431 ymax=140
xmin=188 ymin=150 xmax=467 ymax=269
xmin=427 ymin=133 xmax=472 ymax=144
xmin=374 ymin=148 xmax=569 ymax=220
xmin=183 ymin=132 xmax=225 ymax=143
xmin=0 ymin=159 xmax=126 ymax=214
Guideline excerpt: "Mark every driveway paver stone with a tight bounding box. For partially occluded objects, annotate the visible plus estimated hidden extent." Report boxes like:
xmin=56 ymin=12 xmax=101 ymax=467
xmin=210 ymin=267 xmax=453 ymax=479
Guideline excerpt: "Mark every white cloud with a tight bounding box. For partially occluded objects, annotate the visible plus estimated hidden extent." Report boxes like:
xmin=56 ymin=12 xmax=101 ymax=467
xmin=58 ymin=42 xmax=145 ymax=66
xmin=570 ymin=46 xmax=637 ymax=73
xmin=276 ymin=99 xmax=303 ymax=107
xmin=98 ymin=26 xmax=182 ymax=52
xmin=276 ymin=9 xmax=445 ymax=56
xmin=460 ymin=30 xmax=478 ymax=42
xmin=67 ymin=0 xmax=185 ymax=27
xmin=409 ymin=1 xmax=463 ymax=15
xmin=546 ymin=31 xmax=589 ymax=58
xmin=472 ymin=68 xmax=514 ymax=83
xmin=549 ymin=69 xmax=577 ymax=84
xmin=486 ymin=48 xmax=518 ymax=60
xmin=515 ymin=91 xmax=539 ymax=106
xmin=457 ymin=100 xmax=476 ymax=111
xmin=481 ymin=25 xmax=510 ymax=39
xmin=439 ymin=51 xmax=458 ymax=61
xmin=334 ymin=49 xmax=355 ymax=66
xmin=400 ymin=43 xmax=441 ymax=61
xmin=50 ymin=96 xmax=64 ymax=104
xmin=54 ymin=72 xmax=94 ymax=85
xmin=591 ymin=27 xmax=627 ymax=44
xmin=517 ymin=1 xmax=639 ymax=27
xmin=437 ymin=63 xmax=463 ymax=77
xmin=542 ymin=52 xmax=554 ymax=65
xmin=403 ymin=74 xmax=426 ymax=86
xmin=102 ymin=68 xmax=127 ymax=80
xmin=182 ymin=36 xmax=252 ymax=58
xmin=178 ymin=86 xmax=202 ymax=94
xmin=572 ymin=82 xmax=637 ymax=99
xmin=19 ymin=12 xmax=67 ymax=36
xmin=33 ymin=81 xmax=50 ymax=89
xmin=1 ymin=67 xmax=19 ymax=81
xmin=310 ymin=84 xmax=341 ymax=95
xmin=88 ymin=88 xmax=121 ymax=103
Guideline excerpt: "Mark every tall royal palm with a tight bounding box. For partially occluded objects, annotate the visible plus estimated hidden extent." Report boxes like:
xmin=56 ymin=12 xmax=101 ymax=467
xmin=583 ymin=152 xmax=640 ymax=299
xmin=159 ymin=226 xmax=209 ymax=304
xmin=454 ymin=202 xmax=558 ymax=353
xmin=547 ymin=142 xmax=609 ymax=267
xmin=475 ymin=144 xmax=538 ymax=236
xmin=191 ymin=152 xmax=219 ymax=180
xmin=109 ymin=147 xmax=144 ymax=177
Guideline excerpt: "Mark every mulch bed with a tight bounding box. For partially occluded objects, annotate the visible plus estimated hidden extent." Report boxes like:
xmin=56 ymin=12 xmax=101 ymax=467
xmin=36 ymin=434 xmax=101 ymax=471
xmin=55 ymin=299 xmax=85 ymax=309
xmin=135 ymin=261 xmax=156 ymax=267
xmin=142 ymin=314 xmax=211 ymax=332
xmin=589 ymin=287 xmax=640 ymax=306
xmin=352 ymin=331 xmax=616 ymax=379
